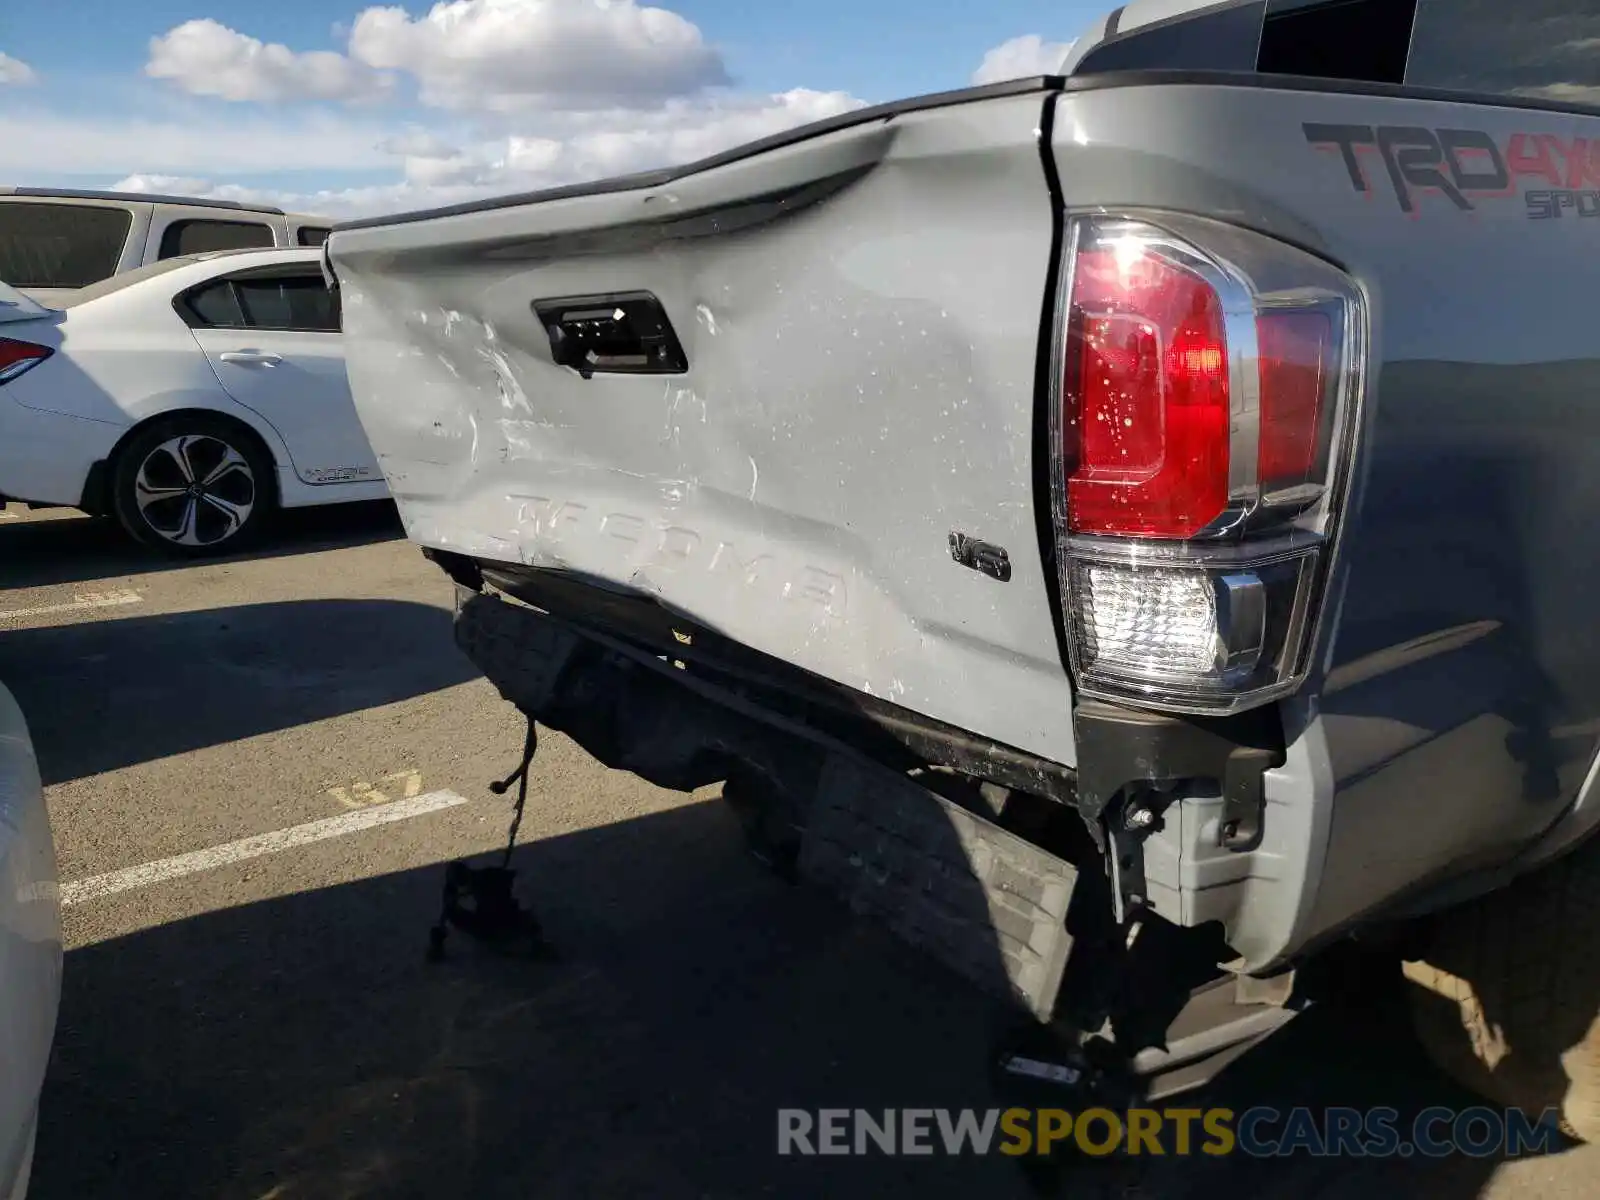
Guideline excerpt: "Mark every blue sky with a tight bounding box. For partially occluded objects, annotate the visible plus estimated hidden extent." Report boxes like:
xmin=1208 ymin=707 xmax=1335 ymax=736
xmin=0 ymin=0 xmax=1099 ymax=216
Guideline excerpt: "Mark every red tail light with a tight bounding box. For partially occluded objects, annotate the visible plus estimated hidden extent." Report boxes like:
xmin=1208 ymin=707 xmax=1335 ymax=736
xmin=1054 ymin=216 xmax=1365 ymax=715
xmin=1064 ymin=237 xmax=1344 ymax=539
xmin=1066 ymin=246 xmax=1231 ymax=538
xmin=0 ymin=338 xmax=51 ymax=385
xmin=1256 ymin=309 xmax=1333 ymax=490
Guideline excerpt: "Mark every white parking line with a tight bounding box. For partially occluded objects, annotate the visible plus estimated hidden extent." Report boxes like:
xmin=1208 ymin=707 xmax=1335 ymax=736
xmin=0 ymin=589 xmax=143 ymax=623
xmin=61 ymin=788 xmax=471 ymax=907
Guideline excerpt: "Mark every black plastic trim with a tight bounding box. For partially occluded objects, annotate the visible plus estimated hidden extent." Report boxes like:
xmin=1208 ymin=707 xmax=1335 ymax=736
xmin=442 ymin=553 xmax=1080 ymax=806
xmin=332 ymin=77 xmax=1063 ymax=233
xmin=1031 ymin=90 xmax=1076 ymax=689
xmin=1073 ymin=699 xmax=1285 ymax=850
xmin=948 ymin=532 xmax=1012 ymax=583
xmin=1105 ymin=5 xmax=1126 ymax=37
xmin=535 ymin=291 xmax=688 ymax=378
xmin=78 ymin=459 xmax=109 ymax=516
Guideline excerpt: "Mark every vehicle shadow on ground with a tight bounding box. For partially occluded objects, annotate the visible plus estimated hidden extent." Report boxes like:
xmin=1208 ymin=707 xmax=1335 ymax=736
xmin=34 ymin=795 xmax=1562 ymax=1200
xmin=0 ymin=500 xmax=405 ymax=591
xmin=0 ymin=597 xmax=478 ymax=784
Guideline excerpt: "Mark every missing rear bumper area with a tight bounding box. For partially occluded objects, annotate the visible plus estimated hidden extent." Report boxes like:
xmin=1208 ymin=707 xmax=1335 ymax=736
xmin=803 ymin=753 xmax=1079 ymax=1022
xmin=450 ymin=581 xmax=1303 ymax=1102
xmin=453 ymin=581 xmax=1082 ymax=1018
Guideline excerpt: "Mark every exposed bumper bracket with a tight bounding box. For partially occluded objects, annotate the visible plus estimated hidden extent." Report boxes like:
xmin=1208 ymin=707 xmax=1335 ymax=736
xmin=1074 ymin=699 xmax=1284 ymax=851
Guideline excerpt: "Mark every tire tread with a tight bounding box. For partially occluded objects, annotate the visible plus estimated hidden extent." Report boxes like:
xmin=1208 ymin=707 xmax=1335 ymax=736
xmin=1407 ymin=835 xmax=1600 ymax=1141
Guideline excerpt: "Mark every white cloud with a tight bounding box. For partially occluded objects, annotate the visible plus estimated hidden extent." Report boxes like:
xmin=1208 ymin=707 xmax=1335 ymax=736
xmin=108 ymin=175 xmax=460 ymax=219
xmin=147 ymin=18 xmax=392 ymax=103
xmin=550 ymin=87 xmax=863 ymax=177
xmin=971 ymin=35 xmax=1075 ymax=85
xmin=35 ymin=3 xmax=898 ymax=222
xmin=110 ymin=174 xmax=223 ymax=199
xmin=1514 ymin=81 xmax=1600 ymax=103
xmin=112 ymin=173 xmax=388 ymax=217
xmin=398 ymin=150 xmax=491 ymax=187
xmin=0 ymin=52 xmax=37 ymax=86
xmin=376 ymin=129 xmax=461 ymax=158
xmin=94 ymin=86 xmax=864 ymax=219
xmin=0 ymin=106 xmax=397 ymax=177
xmin=347 ymin=0 xmax=730 ymax=112
xmin=145 ymin=3 xmax=730 ymax=115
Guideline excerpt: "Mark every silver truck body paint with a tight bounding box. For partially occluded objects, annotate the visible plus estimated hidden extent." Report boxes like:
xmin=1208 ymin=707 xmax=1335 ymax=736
xmin=1047 ymin=78 xmax=1600 ymax=963
xmin=330 ymin=69 xmax=1600 ymax=968
xmin=331 ymin=92 xmax=1076 ymax=765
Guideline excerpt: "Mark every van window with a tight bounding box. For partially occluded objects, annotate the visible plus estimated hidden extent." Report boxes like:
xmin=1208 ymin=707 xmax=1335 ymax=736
xmin=159 ymin=219 xmax=275 ymax=260
xmin=296 ymin=227 xmax=332 ymax=247
xmin=1406 ymin=0 xmax=1600 ymax=105
xmin=0 ymin=201 xmax=133 ymax=289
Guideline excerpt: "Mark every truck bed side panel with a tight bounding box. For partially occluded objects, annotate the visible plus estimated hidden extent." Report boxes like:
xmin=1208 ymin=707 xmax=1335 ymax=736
xmin=1052 ymin=78 xmax=1600 ymax=952
xmin=331 ymin=93 xmax=1077 ymax=764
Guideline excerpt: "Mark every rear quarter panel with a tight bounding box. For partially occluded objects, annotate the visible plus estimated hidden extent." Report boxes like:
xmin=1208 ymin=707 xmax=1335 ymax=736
xmin=1052 ymin=79 xmax=1600 ymax=941
xmin=4 ymin=280 xmax=306 ymax=505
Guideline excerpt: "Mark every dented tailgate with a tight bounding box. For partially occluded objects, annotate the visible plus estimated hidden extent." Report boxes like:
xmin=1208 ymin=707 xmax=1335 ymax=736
xmin=328 ymin=86 xmax=1078 ymax=764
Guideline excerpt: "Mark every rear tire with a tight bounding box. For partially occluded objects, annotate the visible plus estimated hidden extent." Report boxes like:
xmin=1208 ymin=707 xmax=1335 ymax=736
xmin=110 ymin=415 xmax=276 ymax=557
xmin=1404 ymin=833 xmax=1600 ymax=1142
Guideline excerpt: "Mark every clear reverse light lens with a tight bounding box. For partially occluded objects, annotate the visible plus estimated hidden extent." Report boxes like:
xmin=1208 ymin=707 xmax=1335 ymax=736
xmin=1072 ymin=562 xmax=1218 ymax=681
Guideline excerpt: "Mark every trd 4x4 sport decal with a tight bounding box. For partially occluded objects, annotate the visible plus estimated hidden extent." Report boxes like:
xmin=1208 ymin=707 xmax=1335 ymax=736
xmin=1304 ymin=123 xmax=1600 ymax=220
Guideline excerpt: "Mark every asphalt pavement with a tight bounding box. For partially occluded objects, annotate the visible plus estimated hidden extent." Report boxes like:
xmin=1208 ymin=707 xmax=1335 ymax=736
xmin=0 ymin=500 xmax=1593 ymax=1199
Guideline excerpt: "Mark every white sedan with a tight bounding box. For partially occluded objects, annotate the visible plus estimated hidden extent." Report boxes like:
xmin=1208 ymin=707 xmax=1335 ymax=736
xmin=0 ymin=247 xmax=386 ymax=555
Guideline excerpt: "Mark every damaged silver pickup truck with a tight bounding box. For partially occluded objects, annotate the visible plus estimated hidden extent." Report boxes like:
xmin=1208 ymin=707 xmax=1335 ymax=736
xmin=326 ymin=0 xmax=1600 ymax=1140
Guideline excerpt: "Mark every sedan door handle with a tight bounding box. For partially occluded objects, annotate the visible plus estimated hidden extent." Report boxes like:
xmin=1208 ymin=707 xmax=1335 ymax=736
xmin=218 ymin=351 xmax=283 ymax=366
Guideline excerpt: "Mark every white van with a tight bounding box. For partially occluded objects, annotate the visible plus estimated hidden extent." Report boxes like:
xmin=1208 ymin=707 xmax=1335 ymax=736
xmin=0 ymin=187 xmax=333 ymax=307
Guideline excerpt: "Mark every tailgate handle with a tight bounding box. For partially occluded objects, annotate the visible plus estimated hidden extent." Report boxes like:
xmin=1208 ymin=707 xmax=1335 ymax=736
xmin=533 ymin=292 xmax=688 ymax=379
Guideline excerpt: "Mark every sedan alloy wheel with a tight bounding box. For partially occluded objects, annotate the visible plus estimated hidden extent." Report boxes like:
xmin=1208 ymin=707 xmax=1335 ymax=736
xmin=132 ymin=434 xmax=257 ymax=548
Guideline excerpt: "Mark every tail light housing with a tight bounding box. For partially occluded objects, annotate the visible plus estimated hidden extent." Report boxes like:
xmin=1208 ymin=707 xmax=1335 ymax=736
xmin=0 ymin=338 xmax=51 ymax=385
xmin=1053 ymin=215 xmax=1365 ymax=714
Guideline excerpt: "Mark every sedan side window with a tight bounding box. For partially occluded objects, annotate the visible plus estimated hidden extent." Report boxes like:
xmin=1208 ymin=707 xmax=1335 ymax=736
xmin=179 ymin=270 xmax=340 ymax=333
xmin=182 ymin=279 xmax=247 ymax=328
xmin=234 ymin=275 xmax=340 ymax=333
